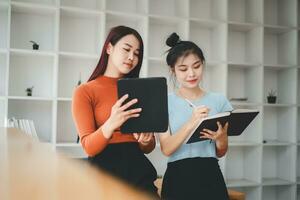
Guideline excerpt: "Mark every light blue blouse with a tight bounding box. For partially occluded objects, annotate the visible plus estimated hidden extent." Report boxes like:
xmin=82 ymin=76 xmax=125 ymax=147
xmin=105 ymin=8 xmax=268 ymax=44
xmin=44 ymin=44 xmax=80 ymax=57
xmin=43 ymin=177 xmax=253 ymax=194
xmin=166 ymin=92 xmax=233 ymax=163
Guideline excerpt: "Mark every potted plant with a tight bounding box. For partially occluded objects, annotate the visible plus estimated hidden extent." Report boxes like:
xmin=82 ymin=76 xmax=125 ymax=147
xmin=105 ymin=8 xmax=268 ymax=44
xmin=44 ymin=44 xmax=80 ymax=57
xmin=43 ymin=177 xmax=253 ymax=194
xmin=267 ymin=89 xmax=277 ymax=104
xmin=26 ymin=86 xmax=34 ymax=96
xmin=30 ymin=41 xmax=39 ymax=50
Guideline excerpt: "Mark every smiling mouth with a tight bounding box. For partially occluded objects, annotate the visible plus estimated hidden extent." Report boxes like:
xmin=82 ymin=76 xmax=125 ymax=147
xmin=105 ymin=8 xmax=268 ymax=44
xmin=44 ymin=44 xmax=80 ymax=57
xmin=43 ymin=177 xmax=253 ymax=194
xmin=124 ymin=63 xmax=133 ymax=68
xmin=187 ymin=79 xmax=197 ymax=83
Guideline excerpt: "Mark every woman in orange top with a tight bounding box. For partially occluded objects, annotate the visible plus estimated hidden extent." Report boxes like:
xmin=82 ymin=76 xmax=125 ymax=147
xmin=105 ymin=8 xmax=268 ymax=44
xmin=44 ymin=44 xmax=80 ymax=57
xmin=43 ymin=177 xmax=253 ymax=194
xmin=72 ymin=26 xmax=158 ymax=196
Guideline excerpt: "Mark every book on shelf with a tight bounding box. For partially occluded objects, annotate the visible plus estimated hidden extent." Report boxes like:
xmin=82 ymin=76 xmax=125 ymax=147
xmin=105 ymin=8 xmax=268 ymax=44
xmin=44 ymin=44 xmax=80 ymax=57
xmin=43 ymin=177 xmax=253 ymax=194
xmin=186 ymin=109 xmax=259 ymax=144
xmin=7 ymin=118 xmax=39 ymax=141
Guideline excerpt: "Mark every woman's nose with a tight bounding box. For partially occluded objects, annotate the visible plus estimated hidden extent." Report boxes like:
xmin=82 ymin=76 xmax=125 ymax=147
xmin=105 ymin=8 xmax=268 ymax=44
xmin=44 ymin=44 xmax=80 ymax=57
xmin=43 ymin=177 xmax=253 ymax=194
xmin=128 ymin=52 xmax=134 ymax=61
xmin=187 ymin=68 xmax=195 ymax=76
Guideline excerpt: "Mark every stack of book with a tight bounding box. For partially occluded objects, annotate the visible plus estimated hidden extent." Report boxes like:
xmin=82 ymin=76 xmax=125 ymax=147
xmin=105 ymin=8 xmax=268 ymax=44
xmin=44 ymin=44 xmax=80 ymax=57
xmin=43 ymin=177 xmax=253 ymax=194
xmin=7 ymin=118 xmax=38 ymax=140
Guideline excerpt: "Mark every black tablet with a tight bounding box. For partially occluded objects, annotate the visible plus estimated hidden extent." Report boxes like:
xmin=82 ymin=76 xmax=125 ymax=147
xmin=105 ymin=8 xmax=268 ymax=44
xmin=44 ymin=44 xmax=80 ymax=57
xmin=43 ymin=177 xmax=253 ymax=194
xmin=117 ymin=77 xmax=168 ymax=133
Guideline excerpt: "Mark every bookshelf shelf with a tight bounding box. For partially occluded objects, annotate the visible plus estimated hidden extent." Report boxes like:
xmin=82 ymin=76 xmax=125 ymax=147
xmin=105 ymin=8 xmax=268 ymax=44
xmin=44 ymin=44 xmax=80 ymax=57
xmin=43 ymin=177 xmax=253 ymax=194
xmin=264 ymin=28 xmax=297 ymax=66
xmin=263 ymin=106 xmax=297 ymax=143
xmin=229 ymin=142 xmax=261 ymax=147
xmin=225 ymin=146 xmax=262 ymax=187
xmin=56 ymin=101 xmax=77 ymax=143
xmin=11 ymin=0 xmax=57 ymax=6
xmin=228 ymin=24 xmax=262 ymax=64
xmin=262 ymin=185 xmax=296 ymax=200
xmin=190 ymin=20 xmax=226 ymax=62
xmin=0 ymin=53 xmax=7 ymax=96
xmin=148 ymin=16 xmax=188 ymax=59
xmin=0 ymin=99 xmax=6 ymax=127
xmin=10 ymin=48 xmax=56 ymax=57
xmin=262 ymin=146 xmax=296 ymax=185
xmin=105 ymin=12 xmax=147 ymax=43
xmin=264 ymin=0 xmax=297 ymax=27
xmin=1 ymin=1 xmax=299 ymax=199
xmin=226 ymin=179 xmax=260 ymax=187
xmin=60 ymin=0 xmax=104 ymax=11
xmin=264 ymin=67 xmax=297 ymax=104
xmin=8 ymin=96 xmax=53 ymax=101
xmin=106 ymin=0 xmax=146 ymax=14
xmin=189 ymin=0 xmax=226 ymax=21
xmin=202 ymin=63 xmax=227 ymax=94
xmin=149 ymin=0 xmax=188 ymax=18
xmin=59 ymin=8 xmax=102 ymax=54
xmin=0 ymin=4 xmax=8 ymax=50
xmin=10 ymin=2 xmax=57 ymax=51
xmin=227 ymin=64 xmax=263 ymax=104
xmin=58 ymin=55 xmax=96 ymax=98
xmin=9 ymin=53 xmax=54 ymax=98
xmin=228 ymin=0 xmax=262 ymax=24
xmin=297 ymin=147 xmax=300 ymax=184
xmin=7 ymin=99 xmax=53 ymax=142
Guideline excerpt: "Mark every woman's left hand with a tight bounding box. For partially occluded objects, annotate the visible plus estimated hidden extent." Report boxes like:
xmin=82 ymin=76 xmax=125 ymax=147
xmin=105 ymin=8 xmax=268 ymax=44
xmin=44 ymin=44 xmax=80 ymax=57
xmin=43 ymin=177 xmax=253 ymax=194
xmin=200 ymin=122 xmax=229 ymax=142
xmin=133 ymin=132 xmax=154 ymax=145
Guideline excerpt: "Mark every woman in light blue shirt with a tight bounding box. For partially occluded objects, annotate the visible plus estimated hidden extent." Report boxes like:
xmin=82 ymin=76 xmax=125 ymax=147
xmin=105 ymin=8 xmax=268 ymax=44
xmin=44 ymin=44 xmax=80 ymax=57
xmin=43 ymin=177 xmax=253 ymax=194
xmin=159 ymin=33 xmax=233 ymax=200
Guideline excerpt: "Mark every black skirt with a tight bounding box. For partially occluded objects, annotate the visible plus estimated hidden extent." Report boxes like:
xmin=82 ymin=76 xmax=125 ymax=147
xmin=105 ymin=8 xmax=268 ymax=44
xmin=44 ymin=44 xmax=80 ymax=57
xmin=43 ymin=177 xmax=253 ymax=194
xmin=88 ymin=142 xmax=158 ymax=197
xmin=161 ymin=157 xmax=229 ymax=200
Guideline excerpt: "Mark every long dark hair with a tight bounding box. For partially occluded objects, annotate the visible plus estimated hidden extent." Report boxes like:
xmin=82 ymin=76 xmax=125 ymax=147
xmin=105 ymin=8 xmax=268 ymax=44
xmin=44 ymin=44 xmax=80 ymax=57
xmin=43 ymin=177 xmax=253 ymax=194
xmin=165 ymin=32 xmax=205 ymax=69
xmin=88 ymin=26 xmax=144 ymax=81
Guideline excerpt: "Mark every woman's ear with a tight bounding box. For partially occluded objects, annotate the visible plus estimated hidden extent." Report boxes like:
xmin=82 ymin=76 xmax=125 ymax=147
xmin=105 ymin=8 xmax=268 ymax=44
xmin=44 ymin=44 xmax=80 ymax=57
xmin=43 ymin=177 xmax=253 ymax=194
xmin=106 ymin=43 xmax=113 ymax=55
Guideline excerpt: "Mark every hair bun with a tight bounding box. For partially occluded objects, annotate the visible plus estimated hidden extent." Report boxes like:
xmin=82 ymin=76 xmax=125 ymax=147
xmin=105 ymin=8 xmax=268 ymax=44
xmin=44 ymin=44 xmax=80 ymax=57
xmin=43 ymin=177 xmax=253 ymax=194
xmin=166 ymin=32 xmax=180 ymax=47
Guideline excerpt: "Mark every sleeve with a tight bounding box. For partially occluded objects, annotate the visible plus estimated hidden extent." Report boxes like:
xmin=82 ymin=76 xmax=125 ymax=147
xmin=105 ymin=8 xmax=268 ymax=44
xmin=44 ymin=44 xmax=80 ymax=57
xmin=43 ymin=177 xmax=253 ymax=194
xmin=219 ymin=94 xmax=233 ymax=113
xmin=72 ymin=85 xmax=109 ymax=157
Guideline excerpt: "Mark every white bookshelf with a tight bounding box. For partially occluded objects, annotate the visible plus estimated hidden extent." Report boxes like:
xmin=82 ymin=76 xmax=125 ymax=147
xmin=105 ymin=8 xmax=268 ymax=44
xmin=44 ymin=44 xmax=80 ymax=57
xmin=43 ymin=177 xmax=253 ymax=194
xmin=264 ymin=0 xmax=297 ymax=27
xmin=228 ymin=0 xmax=263 ymax=24
xmin=7 ymin=99 xmax=53 ymax=142
xmin=264 ymin=27 xmax=297 ymax=66
xmin=0 ymin=99 xmax=6 ymax=127
xmin=57 ymin=55 xmax=97 ymax=98
xmin=189 ymin=0 xmax=226 ymax=21
xmin=202 ymin=63 xmax=227 ymax=94
xmin=227 ymin=64 xmax=263 ymax=104
xmin=1 ymin=0 xmax=299 ymax=199
xmin=262 ymin=185 xmax=296 ymax=200
xmin=297 ymin=146 xmax=300 ymax=184
xmin=262 ymin=146 xmax=296 ymax=185
xmin=60 ymin=0 xmax=104 ymax=11
xmin=225 ymin=146 xmax=262 ymax=187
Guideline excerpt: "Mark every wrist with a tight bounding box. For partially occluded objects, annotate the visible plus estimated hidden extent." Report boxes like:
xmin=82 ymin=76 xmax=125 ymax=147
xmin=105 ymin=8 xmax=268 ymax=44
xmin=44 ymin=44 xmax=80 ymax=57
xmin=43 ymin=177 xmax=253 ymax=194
xmin=185 ymin=121 xmax=197 ymax=133
xmin=101 ymin=122 xmax=113 ymax=139
xmin=216 ymin=136 xmax=228 ymax=147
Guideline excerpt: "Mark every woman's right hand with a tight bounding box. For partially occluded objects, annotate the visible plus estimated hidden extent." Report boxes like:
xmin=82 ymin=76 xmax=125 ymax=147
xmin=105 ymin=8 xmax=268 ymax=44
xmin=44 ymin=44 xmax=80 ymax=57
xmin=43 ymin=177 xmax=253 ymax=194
xmin=188 ymin=106 xmax=210 ymax=129
xmin=101 ymin=94 xmax=141 ymax=138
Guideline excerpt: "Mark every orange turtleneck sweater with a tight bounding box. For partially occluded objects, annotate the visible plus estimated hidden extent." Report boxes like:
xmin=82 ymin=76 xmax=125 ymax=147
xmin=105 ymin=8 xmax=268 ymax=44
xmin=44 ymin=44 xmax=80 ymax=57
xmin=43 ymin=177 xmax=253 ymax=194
xmin=72 ymin=75 xmax=155 ymax=157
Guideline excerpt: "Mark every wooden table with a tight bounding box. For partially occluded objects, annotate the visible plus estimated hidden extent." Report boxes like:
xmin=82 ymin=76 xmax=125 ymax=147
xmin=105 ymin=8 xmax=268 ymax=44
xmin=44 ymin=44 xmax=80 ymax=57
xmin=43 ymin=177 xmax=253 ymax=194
xmin=0 ymin=128 xmax=154 ymax=200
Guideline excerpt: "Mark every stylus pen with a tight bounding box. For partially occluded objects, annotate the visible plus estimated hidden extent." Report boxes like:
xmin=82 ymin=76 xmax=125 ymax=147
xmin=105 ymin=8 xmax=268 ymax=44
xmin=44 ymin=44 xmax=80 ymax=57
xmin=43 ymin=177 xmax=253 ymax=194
xmin=185 ymin=99 xmax=212 ymax=143
xmin=184 ymin=98 xmax=196 ymax=108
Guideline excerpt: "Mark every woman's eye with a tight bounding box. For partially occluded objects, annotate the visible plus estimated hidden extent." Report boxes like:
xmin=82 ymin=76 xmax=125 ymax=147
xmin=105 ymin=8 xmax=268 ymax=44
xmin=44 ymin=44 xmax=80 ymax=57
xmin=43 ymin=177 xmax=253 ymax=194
xmin=194 ymin=65 xmax=201 ymax=69
xmin=179 ymin=69 xmax=187 ymax=72
xmin=123 ymin=48 xmax=130 ymax=52
xmin=134 ymin=52 xmax=139 ymax=56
